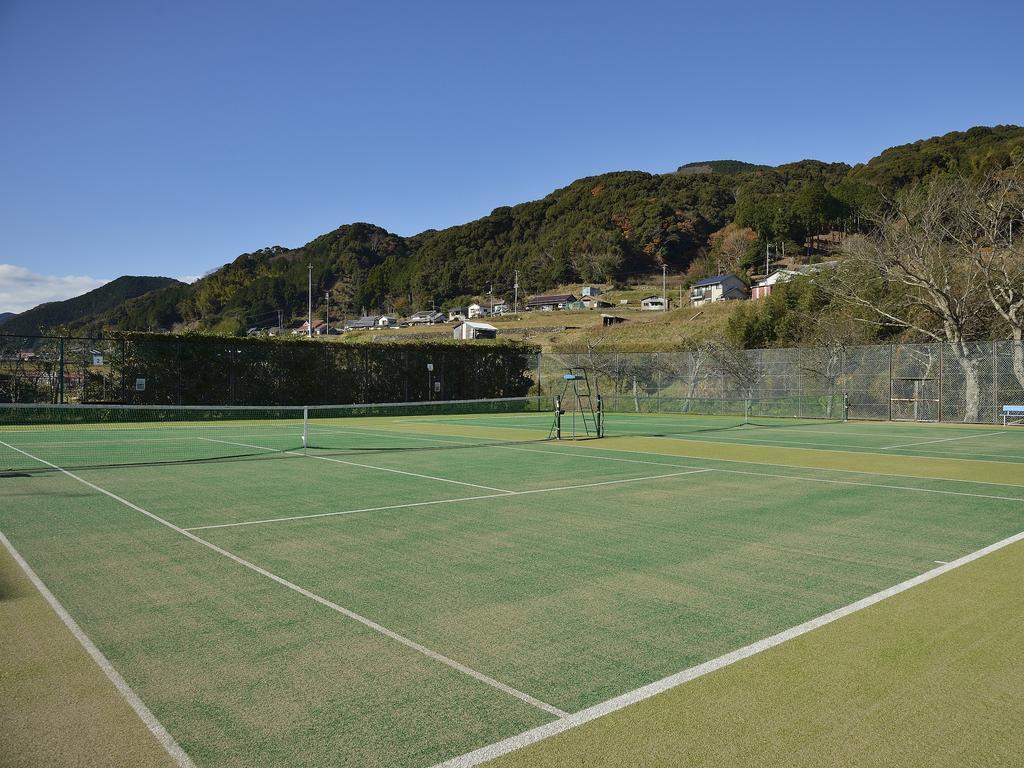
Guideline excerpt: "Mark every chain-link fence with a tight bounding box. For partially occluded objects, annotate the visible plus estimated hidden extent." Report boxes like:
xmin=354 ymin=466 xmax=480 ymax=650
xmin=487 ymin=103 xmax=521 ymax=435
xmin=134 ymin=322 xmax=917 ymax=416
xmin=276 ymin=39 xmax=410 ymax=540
xmin=4 ymin=333 xmax=1023 ymax=423
xmin=535 ymin=342 xmax=1024 ymax=424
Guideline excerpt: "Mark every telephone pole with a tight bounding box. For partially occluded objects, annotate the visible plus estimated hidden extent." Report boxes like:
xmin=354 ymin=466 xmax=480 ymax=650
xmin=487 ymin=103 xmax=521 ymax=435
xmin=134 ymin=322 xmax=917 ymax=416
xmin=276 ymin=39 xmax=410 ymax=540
xmin=325 ymin=290 xmax=330 ymax=335
xmin=514 ymin=269 xmax=520 ymax=315
xmin=662 ymin=264 xmax=667 ymax=313
xmin=307 ymin=264 xmax=313 ymax=337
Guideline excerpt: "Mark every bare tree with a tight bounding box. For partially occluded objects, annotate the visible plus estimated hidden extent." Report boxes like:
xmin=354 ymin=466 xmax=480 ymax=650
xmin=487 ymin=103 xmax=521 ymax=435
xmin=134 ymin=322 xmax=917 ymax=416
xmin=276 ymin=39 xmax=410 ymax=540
xmin=958 ymin=161 xmax=1024 ymax=391
xmin=834 ymin=175 xmax=992 ymax=421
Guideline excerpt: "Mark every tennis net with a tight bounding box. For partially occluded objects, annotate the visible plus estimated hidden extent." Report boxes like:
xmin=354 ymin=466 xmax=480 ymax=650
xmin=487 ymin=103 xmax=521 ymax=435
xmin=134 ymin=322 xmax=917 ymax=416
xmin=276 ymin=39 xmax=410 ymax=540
xmin=600 ymin=395 xmax=847 ymax=434
xmin=0 ymin=396 xmax=555 ymax=473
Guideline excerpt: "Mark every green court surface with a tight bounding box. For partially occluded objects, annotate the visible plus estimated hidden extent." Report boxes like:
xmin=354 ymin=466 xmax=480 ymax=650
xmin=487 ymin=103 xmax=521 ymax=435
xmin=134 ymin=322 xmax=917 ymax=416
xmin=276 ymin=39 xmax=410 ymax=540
xmin=1 ymin=409 xmax=1023 ymax=767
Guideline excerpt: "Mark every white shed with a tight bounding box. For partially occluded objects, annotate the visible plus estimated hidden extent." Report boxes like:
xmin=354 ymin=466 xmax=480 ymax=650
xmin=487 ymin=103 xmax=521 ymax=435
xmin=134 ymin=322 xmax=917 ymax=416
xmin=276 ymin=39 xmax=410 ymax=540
xmin=452 ymin=321 xmax=497 ymax=340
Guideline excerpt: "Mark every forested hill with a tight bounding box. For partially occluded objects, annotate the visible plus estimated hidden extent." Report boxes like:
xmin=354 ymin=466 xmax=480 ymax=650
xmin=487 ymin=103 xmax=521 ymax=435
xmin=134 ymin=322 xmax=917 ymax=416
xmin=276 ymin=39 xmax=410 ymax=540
xmin=51 ymin=125 xmax=1024 ymax=336
xmin=0 ymin=312 xmax=14 ymax=326
xmin=676 ymin=160 xmax=770 ymax=175
xmin=2 ymin=276 xmax=184 ymax=337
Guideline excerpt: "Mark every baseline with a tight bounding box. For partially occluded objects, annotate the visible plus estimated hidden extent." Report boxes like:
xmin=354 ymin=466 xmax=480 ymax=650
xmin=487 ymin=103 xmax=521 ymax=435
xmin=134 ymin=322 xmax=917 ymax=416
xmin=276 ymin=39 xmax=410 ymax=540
xmin=0 ymin=530 xmax=195 ymax=768
xmin=431 ymin=526 xmax=1024 ymax=768
xmin=0 ymin=440 xmax=566 ymax=720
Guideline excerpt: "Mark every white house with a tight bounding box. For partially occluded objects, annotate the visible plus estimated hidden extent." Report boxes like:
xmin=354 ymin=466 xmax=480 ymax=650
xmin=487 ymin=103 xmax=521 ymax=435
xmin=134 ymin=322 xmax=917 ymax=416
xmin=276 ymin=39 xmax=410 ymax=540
xmin=452 ymin=321 xmax=497 ymax=340
xmin=750 ymin=262 xmax=837 ymax=300
xmin=751 ymin=270 xmax=798 ymax=299
xmin=491 ymin=299 xmax=510 ymax=315
xmin=377 ymin=316 xmax=399 ymax=328
xmin=690 ymin=275 xmax=748 ymax=306
xmin=447 ymin=307 xmax=470 ymax=322
xmin=640 ymin=296 xmax=670 ymax=311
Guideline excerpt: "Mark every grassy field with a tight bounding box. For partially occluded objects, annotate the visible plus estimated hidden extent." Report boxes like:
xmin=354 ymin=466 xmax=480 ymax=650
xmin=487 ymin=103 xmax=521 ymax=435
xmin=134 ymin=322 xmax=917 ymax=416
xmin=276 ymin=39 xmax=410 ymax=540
xmin=336 ymin=289 xmax=740 ymax=351
xmin=488 ymin=536 xmax=1024 ymax=768
xmin=1 ymin=409 xmax=1022 ymax=766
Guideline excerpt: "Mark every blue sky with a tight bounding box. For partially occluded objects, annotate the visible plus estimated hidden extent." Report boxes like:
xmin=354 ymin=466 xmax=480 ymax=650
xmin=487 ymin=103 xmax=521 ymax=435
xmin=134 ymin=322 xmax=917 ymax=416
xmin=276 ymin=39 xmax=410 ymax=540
xmin=0 ymin=0 xmax=1021 ymax=312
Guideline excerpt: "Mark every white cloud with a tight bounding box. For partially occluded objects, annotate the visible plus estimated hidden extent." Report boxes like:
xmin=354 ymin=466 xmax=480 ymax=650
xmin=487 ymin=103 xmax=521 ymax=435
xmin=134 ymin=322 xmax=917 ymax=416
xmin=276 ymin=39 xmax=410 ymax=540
xmin=0 ymin=264 xmax=108 ymax=315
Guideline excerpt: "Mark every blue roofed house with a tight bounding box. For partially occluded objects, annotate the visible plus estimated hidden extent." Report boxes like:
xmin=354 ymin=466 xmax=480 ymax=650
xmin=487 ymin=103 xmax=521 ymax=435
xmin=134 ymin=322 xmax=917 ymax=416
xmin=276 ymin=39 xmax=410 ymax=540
xmin=690 ymin=275 xmax=748 ymax=307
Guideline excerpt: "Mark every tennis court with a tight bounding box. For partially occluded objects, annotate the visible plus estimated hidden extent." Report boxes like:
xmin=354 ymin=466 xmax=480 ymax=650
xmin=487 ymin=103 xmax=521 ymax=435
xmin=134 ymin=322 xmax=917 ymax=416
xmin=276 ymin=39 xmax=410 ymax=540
xmin=2 ymin=399 xmax=1023 ymax=767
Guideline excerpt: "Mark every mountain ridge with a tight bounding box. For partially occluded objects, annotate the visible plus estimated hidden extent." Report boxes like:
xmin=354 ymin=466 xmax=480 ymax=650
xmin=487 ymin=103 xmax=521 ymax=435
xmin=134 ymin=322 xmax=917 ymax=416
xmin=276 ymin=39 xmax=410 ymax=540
xmin=18 ymin=125 xmax=1024 ymax=337
xmin=1 ymin=276 xmax=184 ymax=337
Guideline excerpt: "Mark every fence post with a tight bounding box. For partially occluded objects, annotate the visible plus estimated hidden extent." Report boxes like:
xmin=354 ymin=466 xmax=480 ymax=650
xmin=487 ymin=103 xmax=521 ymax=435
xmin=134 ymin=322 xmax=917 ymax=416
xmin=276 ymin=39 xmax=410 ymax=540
xmin=656 ymin=352 xmax=662 ymax=413
xmin=536 ymin=352 xmax=543 ymax=399
xmin=992 ymin=340 xmax=998 ymax=423
xmin=57 ymin=336 xmax=65 ymax=404
xmin=888 ymin=344 xmax=893 ymax=422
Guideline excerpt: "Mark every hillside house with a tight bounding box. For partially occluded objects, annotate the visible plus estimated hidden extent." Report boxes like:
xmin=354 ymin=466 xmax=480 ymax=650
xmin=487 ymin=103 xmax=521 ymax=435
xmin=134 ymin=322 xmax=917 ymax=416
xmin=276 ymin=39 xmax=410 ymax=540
xmin=452 ymin=321 xmax=497 ymax=340
xmin=751 ymin=262 xmax=837 ymax=300
xmin=294 ymin=319 xmax=328 ymax=335
xmin=468 ymin=300 xmax=506 ymax=318
xmin=582 ymin=297 xmax=613 ymax=310
xmin=447 ymin=307 xmax=470 ymax=322
xmin=751 ymin=270 xmax=797 ymax=299
xmin=640 ymin=296 xmax=670 ymax=311
xmin=526 ymin=293 xmax=576 ymax=311
xmin=690 ymin=275 xmax=748 ymax=306
xmin=377 ymin=316 xmax=399 ymax=328
xmin=343 ymin=316 xmax=379 ymax=331
xmin=581 ymin=286 xmax=602 ymax=297
xmin=407 ymin=310 xmax=446 ymax=325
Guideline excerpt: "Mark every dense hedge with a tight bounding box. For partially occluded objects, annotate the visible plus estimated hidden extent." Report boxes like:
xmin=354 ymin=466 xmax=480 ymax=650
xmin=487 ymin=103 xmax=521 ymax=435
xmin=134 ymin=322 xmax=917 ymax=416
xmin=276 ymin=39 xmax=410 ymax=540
xmin=112 ymin=333 xmax=539 ymax=406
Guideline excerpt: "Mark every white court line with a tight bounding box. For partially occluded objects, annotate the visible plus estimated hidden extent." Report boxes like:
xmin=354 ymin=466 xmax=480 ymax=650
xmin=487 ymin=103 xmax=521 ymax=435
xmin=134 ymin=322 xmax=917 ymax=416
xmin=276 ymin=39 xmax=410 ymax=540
xmin=500 ymin=445 xmax=1024 ymax=503
xmin=0 ymin=530 xmax=195 ymax=768
xmin=882 ymin=431 xmax=1005 ymax=450
xmin=605 ymin=417 xmax=1008 ymax=441
xmin=0 ymin=440 xmax=566 ymax=719
xmin=298 ymin=421 xmax=1024 ymax=491
xmin=9 ymin=433 xmax=296 ymax=447
xmin=638 ymin=430 xmax=1024 ymax=465
xmin=185 ymin=470 xmax=711 ymax=531
xmin=568 ymin=439 xmax=1024 ymax=489
xmin=431 ymin=526 xmax=1024 ymax=768
xmin=198 ymin=437 xmax=515 ymax=494
xmin=608 ymin=427 xmax=1024 ymax=463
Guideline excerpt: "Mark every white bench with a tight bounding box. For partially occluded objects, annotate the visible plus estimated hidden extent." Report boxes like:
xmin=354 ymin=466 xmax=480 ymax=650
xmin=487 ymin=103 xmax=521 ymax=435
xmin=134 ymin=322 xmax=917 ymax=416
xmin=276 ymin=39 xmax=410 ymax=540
xmin=1003 ymin=405 xmax=1024 ymax=426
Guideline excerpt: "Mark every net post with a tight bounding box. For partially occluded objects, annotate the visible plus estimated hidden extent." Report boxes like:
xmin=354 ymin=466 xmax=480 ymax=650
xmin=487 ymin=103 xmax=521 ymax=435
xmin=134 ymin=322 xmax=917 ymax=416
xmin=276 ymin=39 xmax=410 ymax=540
xmin=596 ymin=394 xmax=603 ymax=438
xmin=843 ymin=393 xmax=849 ymax=422
xmin=302 ymin=406 xmax=309 ymax=450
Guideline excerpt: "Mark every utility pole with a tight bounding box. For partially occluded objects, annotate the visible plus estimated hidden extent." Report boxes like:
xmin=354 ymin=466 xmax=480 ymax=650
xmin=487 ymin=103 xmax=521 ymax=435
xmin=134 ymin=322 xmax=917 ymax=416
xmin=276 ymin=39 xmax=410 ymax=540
xmin=662 ymin=264 xmax=667 ymax=313
xmin=277 ymin=309 xmax=283 ymax=334
xmin=307 ymin=264 xmax=313 ymax=337
xmin=325 ymin=290 xmax=330 ymax=335
xmin=514 ymin=269 xmax=520 ymax=315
